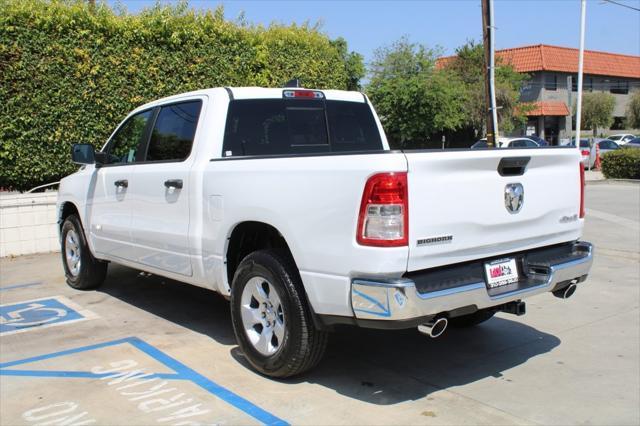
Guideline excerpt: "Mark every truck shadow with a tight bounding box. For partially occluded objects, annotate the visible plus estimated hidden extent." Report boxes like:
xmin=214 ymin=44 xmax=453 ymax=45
xmin=280 ymin=320 xmax=561 ymax=405
xmin=99 ymin=264 xmax=237 ymax=345
xmin=100 ymin=264 xmax=561 ymax=405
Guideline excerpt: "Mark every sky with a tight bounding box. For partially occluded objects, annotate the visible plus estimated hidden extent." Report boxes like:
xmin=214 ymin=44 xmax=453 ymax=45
xmin=113 ymin=0 xmax=640 ymax=65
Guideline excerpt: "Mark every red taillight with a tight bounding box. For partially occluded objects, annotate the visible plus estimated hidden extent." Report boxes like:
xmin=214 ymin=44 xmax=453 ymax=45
xmin=357 ymin=172 xmax=408 ymax=247
xmin=579 ymin=162 xmax=585 ymax=218
xmin=581 ymin=149 xmax=590 ymax=157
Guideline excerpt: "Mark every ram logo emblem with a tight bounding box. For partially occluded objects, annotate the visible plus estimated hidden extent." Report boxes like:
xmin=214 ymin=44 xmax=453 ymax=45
xmin=505 ymin=183 xmax=524 ymax=214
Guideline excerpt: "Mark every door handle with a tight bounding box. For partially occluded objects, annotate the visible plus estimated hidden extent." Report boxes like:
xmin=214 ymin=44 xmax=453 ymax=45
xmin=114 ymin=179 xmax=128 ymax=188
xmin=164 ymin=179 xmax=183 ymax=189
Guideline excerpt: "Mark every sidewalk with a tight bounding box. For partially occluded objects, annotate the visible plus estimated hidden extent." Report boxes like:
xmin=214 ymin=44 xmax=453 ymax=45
xmin=585 ymin=169 xmax=604 ymax=182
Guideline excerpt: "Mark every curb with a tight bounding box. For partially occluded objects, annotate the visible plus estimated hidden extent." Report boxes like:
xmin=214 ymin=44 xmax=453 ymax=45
xmin=586 ymin=178 xmax=640 ymax=185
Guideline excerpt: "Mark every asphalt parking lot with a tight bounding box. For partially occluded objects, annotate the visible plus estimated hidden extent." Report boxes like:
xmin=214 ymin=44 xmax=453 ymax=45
xmin=1 ymin=183 xmax=639 ymax=426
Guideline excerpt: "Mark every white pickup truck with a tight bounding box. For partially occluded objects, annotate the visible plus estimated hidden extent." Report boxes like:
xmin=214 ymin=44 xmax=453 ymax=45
xmin=57 ymin=87 xmax=593 ymax=378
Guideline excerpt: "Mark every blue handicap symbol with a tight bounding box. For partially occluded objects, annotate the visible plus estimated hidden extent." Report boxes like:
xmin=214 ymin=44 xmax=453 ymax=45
xmin=0 ymin=298 xmax=82 ymax=334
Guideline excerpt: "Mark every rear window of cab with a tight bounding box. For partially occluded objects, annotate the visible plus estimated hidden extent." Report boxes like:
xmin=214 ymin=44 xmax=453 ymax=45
xmin=222 ymin=99 xmax=383 ymax=157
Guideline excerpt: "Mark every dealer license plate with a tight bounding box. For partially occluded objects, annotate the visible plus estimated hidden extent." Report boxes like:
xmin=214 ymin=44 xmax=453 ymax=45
xmin=484 ymin=258 xmax=519 ymax=289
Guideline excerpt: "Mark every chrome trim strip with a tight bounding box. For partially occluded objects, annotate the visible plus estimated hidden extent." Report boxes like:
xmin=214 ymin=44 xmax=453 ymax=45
xmin=415 ymin=282 xmax=486 ymax=300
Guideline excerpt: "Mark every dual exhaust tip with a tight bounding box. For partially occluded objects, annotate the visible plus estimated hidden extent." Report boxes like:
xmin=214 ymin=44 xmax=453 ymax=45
xmin=418 ymin=283 xmax=578 ymax=339
xmin=418 ymin=317 xmax=448 ymax=338
xmin=553 ymin=282 xmax=578 ymax=299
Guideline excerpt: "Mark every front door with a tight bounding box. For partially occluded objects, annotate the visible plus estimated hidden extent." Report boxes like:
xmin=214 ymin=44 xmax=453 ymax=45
xmin=129 ymin=99 xmax=203 ymax=276
xmin=89 ymin=109 xmax=154 ymax=260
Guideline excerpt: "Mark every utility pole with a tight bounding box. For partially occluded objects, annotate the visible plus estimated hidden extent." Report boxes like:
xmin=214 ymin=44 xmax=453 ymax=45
xmin=575 ymin=0 xmax=587 ymax=149
xmin=481 ymin=0 xmax=499 ymax=147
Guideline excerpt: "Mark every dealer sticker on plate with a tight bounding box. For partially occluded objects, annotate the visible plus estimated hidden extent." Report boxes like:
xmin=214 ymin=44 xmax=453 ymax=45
xmin=485 ymin=258 xmax=519 ymax=288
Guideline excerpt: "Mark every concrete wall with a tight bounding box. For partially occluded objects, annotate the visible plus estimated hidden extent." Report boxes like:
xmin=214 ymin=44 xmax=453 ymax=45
xmin=537 ymin=71 xmax=638 ymax=118
xmin=0 ymin=192 xmax=59 ymax=257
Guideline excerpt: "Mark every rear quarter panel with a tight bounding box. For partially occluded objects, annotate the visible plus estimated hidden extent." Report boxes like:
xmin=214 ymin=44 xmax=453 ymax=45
xmin=201 ymin=152 xmax=408 ymax=316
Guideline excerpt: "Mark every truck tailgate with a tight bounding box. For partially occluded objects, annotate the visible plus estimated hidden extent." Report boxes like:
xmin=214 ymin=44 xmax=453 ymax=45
xmin=404 ymin=148 xmax=583 ymax=272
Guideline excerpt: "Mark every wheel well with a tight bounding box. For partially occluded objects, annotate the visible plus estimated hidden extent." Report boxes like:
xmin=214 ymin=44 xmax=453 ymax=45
xmin=60 ymin=202 xmax=79 ymax=228
xmin=226 ymin=221 xmax=294 ymax=285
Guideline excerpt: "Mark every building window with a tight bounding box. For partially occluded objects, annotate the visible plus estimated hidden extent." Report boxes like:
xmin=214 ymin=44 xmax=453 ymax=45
xmin=584 ymin=77 xmax=593 ymax=92
xmin=544 ymin=74 xmax=557 ymax=91
xmin=572 ymin=75 xmax=593 ymax=92
xmin=610 ymin=80 xmax=629 ymax=95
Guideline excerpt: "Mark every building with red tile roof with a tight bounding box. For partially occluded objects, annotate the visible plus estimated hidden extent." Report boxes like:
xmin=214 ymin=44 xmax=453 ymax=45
xmin=438 ymin=44 xmax=640 ymax=144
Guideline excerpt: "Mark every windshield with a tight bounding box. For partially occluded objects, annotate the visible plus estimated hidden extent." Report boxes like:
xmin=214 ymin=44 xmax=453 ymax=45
xmin=609 ymin=135 xmax=622 ymax=141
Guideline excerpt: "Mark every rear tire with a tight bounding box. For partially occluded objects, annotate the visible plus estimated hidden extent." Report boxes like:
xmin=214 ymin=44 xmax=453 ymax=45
xmin=60 ymin=214 xmax=107 ymax=290
xmin=230 ymin=249 xmax=328 ymax=378
xmin=449 ymin=309 xmax=496 ymax=328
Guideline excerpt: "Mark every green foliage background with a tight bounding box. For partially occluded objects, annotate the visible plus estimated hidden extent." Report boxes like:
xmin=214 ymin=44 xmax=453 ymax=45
xmin=601 ymin=148 xmax=640 ymax=180
xmin=0 ymin=0 xmax=363 ymax=190
xmin=576 ymin=92 xmax=616 ymax=137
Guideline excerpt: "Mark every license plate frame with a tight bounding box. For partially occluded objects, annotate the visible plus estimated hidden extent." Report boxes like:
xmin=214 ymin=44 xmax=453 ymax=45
xmin=484 ymin=257 xmax=520 ymax=289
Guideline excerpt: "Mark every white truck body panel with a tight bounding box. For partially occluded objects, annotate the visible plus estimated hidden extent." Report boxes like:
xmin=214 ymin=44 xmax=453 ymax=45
xmin=405 ymin=148 xmax=583 ymax=271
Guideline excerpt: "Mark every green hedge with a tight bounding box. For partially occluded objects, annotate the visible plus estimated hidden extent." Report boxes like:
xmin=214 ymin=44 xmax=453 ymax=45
xmin=601 ymin=148 xmax=640 ymax=180
xmin=0 ymin=0 xmax=361 ymax=190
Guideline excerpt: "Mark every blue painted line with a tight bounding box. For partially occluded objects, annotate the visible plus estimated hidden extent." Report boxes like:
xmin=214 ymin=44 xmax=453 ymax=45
xmin=0 ymin=370 xmax=182 ymax=380
xmin=128 ymin=337 xmax=288 ymax=426
xmin=0 ymin=337 xmax=133 ymax=368
xmin=0 ymin=337 xmax=289 ymax=426
xmin=0 ymin=282 xmax=43 ymax=292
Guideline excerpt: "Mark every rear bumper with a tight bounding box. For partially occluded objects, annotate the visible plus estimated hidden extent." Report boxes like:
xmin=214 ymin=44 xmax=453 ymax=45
xmin=350 ymin=241 xmax=593 ymax=323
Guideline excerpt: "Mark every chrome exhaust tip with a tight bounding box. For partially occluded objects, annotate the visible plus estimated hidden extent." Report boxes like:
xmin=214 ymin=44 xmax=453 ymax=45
xmin=418 ymin=317 xmax=448 ymax=338
xmin=553 ymin=282 xmax=577 ymax=299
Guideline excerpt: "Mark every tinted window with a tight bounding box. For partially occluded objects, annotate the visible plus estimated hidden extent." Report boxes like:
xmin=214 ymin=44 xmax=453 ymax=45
xmin=609 ymin=135 xmax=622 ymax=141
xmin=599 ymin=140 xmax=618 ymax=150
xmin=222 ymin=99 xmax=382 ymax=157
xmin=106 ymin=110 xmax=153 ymax=165
xmin=326 ymin=101 xmax=382 ymax=152
xmin=510 ymin=139 xmax=535 ymax=148
xmin=610 ymin=80 xmax=629 ymax=95
xmin=146 ymin=101 xmax=202 ymax=162
xmin=579 ymin=140 xmax=590 ymax=148
xmin=544 ymin=74 xmax=557 ymax=91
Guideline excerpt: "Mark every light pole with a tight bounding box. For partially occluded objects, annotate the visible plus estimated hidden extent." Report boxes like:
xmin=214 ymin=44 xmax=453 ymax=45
xmin=574 ymin=0 xmax=587 ymax=150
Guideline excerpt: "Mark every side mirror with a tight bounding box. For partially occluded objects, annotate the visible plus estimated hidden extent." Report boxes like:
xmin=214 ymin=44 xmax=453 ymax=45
xmin=71 ymin=144 xmax=106 ymax=166
xmin=71 ymin=144 xmax=96 ymax=165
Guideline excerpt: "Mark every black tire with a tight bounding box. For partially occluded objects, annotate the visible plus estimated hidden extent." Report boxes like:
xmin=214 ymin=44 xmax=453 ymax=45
xmin=449 ymin=309 xmax=496 ymax=328
xmin=60 ymin=214 xmax=107 ymax=290
xmin=230 ymin=249 xmax=328 ymax=378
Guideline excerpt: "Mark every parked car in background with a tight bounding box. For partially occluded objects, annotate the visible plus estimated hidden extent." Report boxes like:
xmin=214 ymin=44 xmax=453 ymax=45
xmin=597 ymin=139 xmax=620 ymax=156
xmin=608 ymin=134 xmax=636 ymax=145
xmin=526 ymin=135 xmax=548 ymax=146
xmin=624 ymin=137 xmax=640 ymax=148
xmin=472 ymin=137 xmax=539 ymax=148
xmin=571 ymin=139 xmax=595 ymax=168
xmin=570 ymin=138 xmax=619 ymax=168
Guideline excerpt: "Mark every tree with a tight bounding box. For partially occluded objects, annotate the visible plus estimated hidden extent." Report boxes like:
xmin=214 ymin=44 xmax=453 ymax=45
xmin=444 ymin=41 xmax=530 ymax=136
xmin=578 ymin=92 xmax=615 ymax=136
xmin=366 ymin=38 xmax=467 ymax=148
xmin=626 ymin=90 xmax=640 ymax=129
xmin=330 ymin=37 xmax=365 ymax=91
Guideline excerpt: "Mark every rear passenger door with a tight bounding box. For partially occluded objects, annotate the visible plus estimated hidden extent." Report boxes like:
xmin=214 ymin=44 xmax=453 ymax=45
xmin=129 ymin=99 xmax=203 ymax=276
